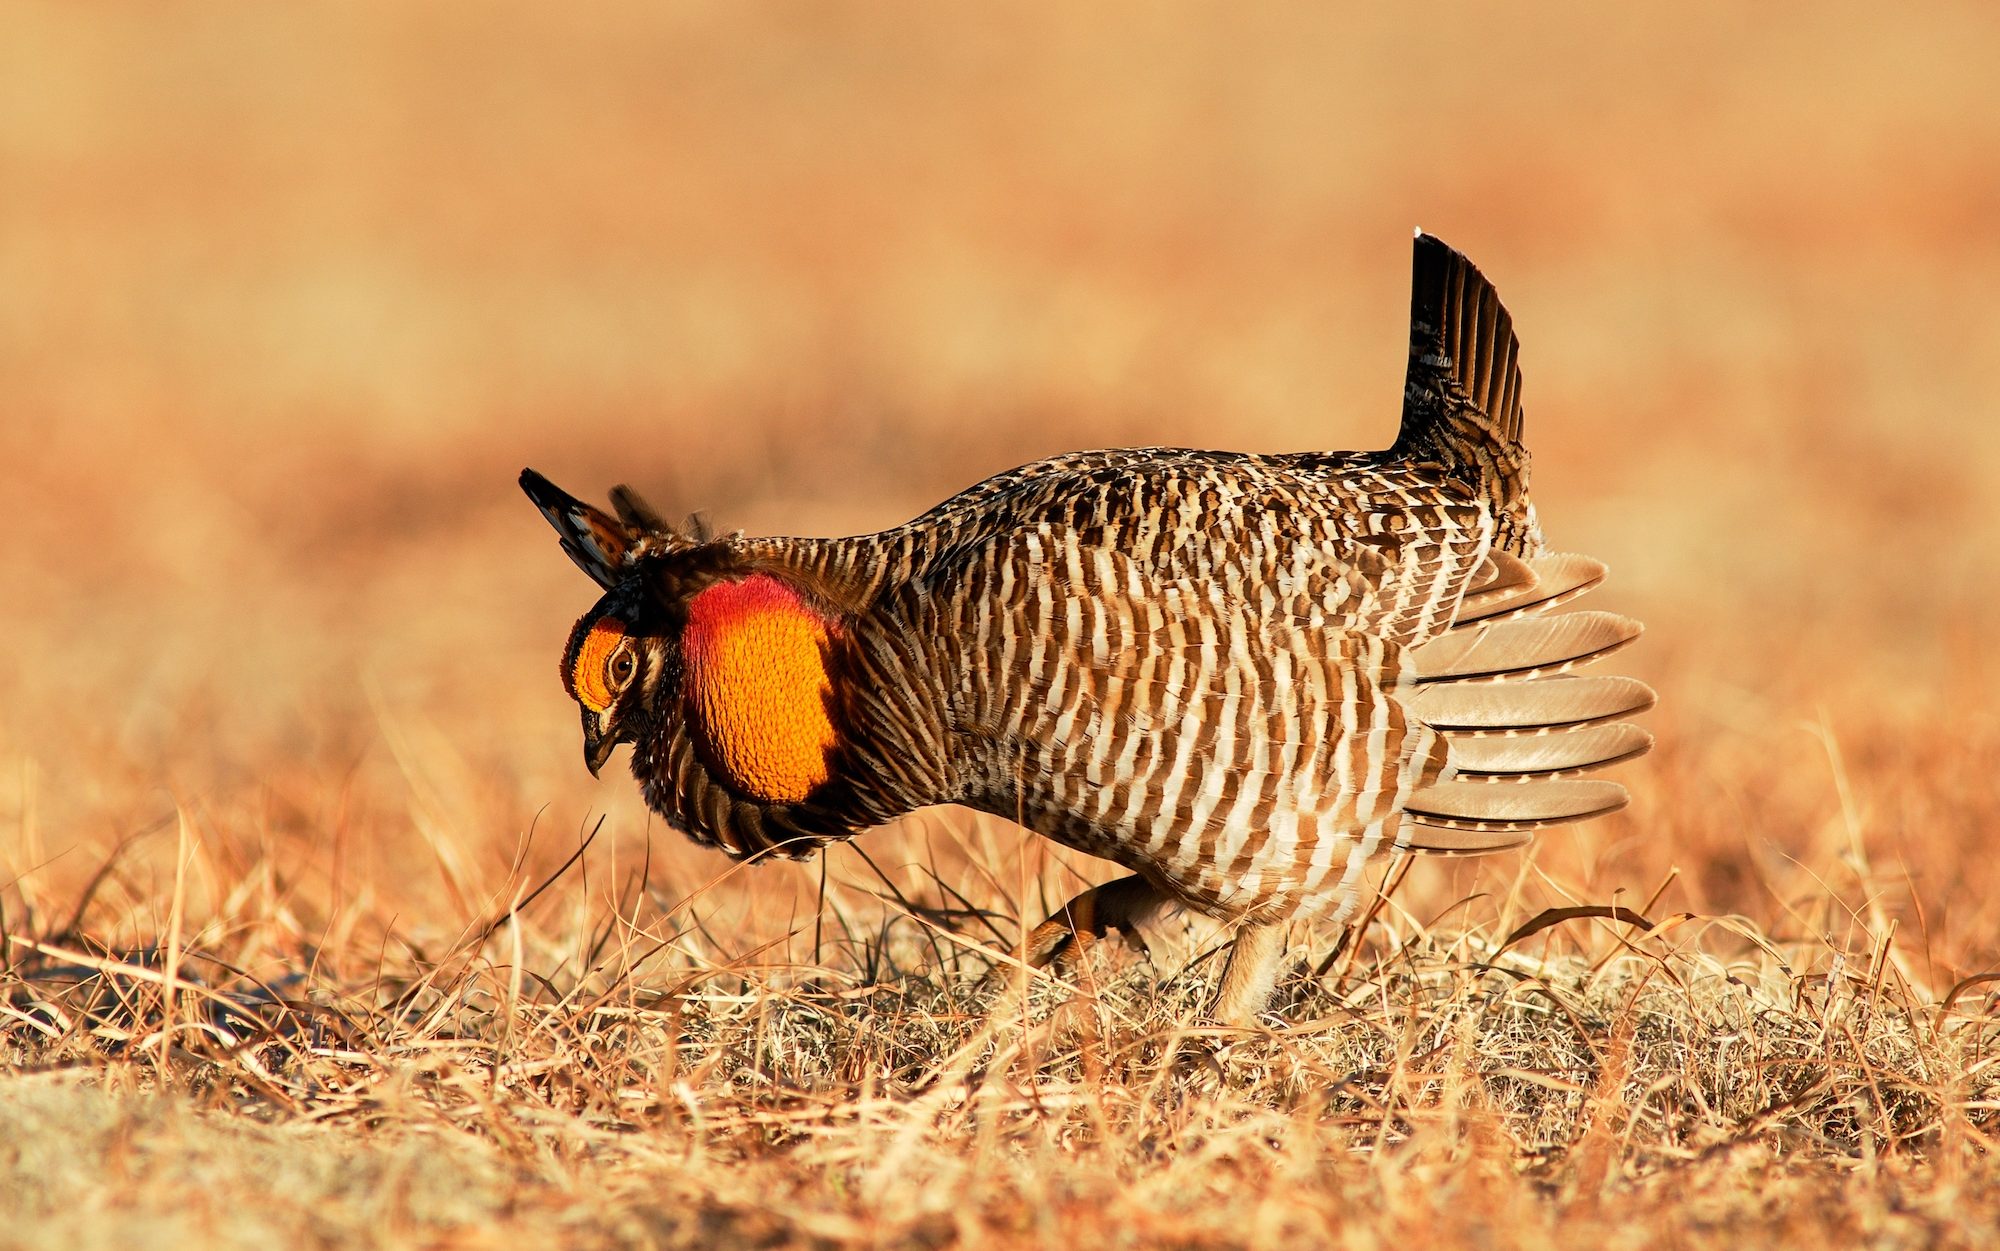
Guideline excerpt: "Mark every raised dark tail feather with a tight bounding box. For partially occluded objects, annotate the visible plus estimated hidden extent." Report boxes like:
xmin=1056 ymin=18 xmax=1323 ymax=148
xmin=1390 ymin=232 xmax=1536 ymax=546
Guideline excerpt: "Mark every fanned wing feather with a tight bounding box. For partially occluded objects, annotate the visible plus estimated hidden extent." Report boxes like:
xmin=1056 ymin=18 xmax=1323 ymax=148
xmin=1446 ymin=721 xmax=1653 ymax=779
xmin=1410 ymin=674 xmax=1656 ymax=733
xmin=1454 ymin=553 xmax=1606 ymax=627
xmin=1412 ymin=610 xmax=1642 ymax=681
xmin=1404 ymin=778 xmax=1629 ymax=830
xmin=1457 ymin=550 xmax=1538 ymax=615
xmin=1398 ymin=822 xmax=1535 ymax=856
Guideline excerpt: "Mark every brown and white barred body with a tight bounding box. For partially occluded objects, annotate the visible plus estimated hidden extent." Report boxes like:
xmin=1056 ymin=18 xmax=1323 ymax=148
xmin=524 ymin=234 xmax=1652 ymax=1022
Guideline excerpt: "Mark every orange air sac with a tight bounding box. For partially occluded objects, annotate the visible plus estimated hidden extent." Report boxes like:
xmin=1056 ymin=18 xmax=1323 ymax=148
xmin=681 ymin=574 xmax=838 ymax=803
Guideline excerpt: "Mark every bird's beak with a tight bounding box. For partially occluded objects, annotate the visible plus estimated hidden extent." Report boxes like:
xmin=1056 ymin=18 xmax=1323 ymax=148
xmin=582 ymin=709 xmax=618 ymax=778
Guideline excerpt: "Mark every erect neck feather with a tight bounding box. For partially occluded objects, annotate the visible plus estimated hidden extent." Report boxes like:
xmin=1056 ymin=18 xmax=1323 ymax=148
xmin=681 ymin=573 xmax=840 ymax=804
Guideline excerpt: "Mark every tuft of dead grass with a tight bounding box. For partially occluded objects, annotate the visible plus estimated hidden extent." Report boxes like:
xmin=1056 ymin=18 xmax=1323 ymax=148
xmin=5 ymin=836 xmax=2000 ymax=1249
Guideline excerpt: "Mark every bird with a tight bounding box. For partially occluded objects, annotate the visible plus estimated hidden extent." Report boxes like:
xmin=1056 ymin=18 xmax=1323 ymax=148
xmin=520 ymin=233 xmax=1653 ymax=1026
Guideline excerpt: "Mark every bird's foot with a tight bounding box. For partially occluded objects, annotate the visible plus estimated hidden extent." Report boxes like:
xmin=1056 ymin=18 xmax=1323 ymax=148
xmin=976 ymin=874 xmax=1166 ymax=1007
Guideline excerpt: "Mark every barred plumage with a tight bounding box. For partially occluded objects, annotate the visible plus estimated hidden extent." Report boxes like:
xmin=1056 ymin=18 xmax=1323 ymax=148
xmin=523 ymin=233 xmax=1653 ymax=1024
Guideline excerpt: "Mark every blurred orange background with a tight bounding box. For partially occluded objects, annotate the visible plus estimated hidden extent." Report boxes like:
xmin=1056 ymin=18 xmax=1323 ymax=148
xmin=4 ymin=5 xmax=1998 ymax=981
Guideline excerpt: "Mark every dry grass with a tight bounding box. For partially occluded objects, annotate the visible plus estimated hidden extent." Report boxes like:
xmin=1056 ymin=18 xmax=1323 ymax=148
xmin=6 ymin=4 xmax=2000 ymax=1247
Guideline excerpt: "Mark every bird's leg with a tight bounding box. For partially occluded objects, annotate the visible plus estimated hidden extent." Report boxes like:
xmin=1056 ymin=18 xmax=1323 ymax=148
xmin=1022 ymin=874 xmax=1167 ymax=973
xmin=1207 ymin=921 xmax=1288 ymax=1027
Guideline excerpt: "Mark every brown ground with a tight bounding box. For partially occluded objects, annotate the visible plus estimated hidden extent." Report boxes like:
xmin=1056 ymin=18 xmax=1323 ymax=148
xmin=5 ymin=4 xmax=2000 ymax=1247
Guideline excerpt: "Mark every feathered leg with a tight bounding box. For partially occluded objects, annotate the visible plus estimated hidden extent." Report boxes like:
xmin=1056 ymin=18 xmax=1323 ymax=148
xmin=1208 ymin=921 xmax=1287 ymax=1026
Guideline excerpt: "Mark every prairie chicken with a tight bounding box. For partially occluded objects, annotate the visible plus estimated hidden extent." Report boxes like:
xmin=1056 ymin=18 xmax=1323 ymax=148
xmin=523 ymin=234 xmax=1652 ymax=1025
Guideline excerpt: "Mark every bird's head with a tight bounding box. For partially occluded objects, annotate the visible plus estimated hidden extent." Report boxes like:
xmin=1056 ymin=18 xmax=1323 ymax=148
xmin=559 ymin=573 xmax=842 ymax=801
xmin=525 ymin=469 xmax=844 ymax=805
xmin=560 ymin=594 xmax=657 ymax=779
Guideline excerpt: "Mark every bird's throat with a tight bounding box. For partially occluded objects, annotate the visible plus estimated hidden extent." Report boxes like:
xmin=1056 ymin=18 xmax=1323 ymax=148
xmin=681 ymin=574 xmax=838 ymax=804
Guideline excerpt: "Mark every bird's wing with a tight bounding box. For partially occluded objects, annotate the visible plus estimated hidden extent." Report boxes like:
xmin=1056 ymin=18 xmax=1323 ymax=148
xmin=1391 ymin=547 xmax=1653 ymax=856
xmin=908 ymin=525 xmax=1449 ymax=831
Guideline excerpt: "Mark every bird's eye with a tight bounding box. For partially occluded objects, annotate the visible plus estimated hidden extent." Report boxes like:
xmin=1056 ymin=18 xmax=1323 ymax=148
xmin=609 ymin=649 xmax=637 ymax=688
